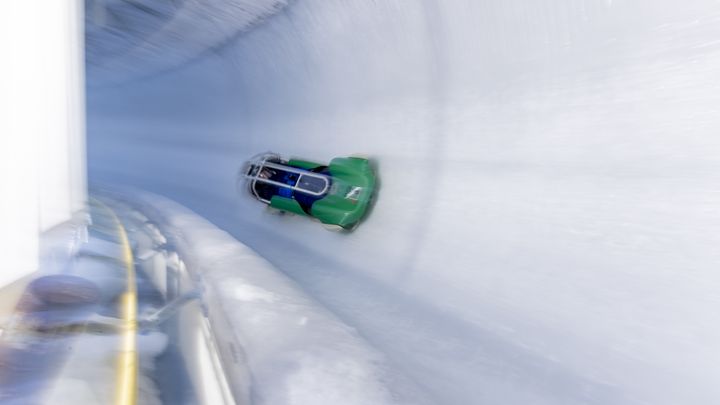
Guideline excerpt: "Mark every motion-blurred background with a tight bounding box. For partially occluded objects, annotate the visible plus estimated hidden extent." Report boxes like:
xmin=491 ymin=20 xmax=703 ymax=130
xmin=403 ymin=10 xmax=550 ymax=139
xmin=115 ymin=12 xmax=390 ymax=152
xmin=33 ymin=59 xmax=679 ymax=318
xmin=2 ymin=1 xmax=720 ymax=404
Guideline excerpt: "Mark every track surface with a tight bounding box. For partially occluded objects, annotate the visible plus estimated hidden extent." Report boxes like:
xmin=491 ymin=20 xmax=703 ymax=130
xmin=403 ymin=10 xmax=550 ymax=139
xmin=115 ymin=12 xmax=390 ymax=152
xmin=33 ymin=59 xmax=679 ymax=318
xmin=88 ymin=1 xmax=720 ymax=404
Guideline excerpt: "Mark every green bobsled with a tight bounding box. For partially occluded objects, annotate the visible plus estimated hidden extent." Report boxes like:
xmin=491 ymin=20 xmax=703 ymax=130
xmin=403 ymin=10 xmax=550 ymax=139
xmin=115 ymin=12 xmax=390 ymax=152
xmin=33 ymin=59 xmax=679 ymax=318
xmin=242 ymin=153 xmax=376 ymax=230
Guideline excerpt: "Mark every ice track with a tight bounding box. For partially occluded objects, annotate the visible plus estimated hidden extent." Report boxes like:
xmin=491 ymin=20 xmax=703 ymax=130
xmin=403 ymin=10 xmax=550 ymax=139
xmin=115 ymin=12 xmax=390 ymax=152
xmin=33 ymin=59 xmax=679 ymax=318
xmin=88 ymin=1 xmax=720 ymax=404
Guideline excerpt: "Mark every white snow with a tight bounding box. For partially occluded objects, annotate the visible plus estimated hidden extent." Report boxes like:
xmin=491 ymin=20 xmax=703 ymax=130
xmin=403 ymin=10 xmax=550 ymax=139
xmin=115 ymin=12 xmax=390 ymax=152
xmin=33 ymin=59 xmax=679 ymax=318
xmin=88 ymin=1 xmax=720 ymax=404
xmin=132 ymin=192 xmax=431 ymax=405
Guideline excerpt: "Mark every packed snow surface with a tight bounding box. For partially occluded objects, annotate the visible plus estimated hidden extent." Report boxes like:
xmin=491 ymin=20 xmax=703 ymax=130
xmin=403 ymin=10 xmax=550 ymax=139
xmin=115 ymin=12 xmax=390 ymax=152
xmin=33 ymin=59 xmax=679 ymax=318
xmin=89 ymin=0 xmax=720 ymax=404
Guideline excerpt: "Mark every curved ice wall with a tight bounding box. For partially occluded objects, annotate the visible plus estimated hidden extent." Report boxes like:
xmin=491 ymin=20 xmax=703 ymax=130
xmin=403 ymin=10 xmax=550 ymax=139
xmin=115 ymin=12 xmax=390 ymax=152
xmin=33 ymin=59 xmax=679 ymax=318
xmin=86 ymin=0 xmax=290 ymax=82
xmin=88 ymin=1 xmax=720 ymax=404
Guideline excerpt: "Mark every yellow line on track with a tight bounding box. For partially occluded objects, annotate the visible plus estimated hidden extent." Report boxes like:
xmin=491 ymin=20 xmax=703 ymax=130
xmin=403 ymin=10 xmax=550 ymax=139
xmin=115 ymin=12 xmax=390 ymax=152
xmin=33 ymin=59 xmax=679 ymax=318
xmin=91 ymin=198 xmax=138 ymax=405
